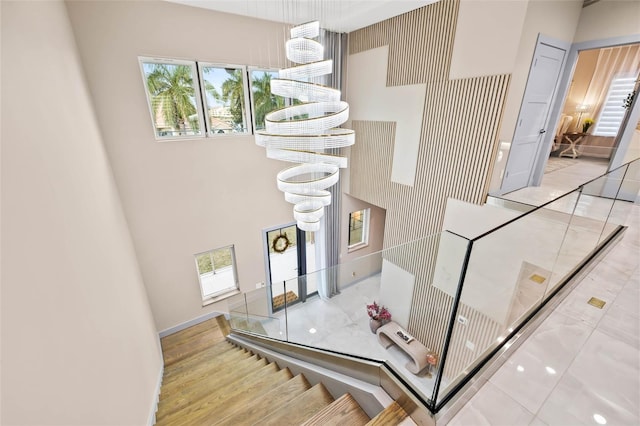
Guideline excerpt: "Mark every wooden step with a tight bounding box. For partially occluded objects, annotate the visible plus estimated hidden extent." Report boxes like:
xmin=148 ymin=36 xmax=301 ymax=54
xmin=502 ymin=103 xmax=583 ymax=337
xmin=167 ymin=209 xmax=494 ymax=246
xmin=190 ymin=366 xmax=294 ymax=424
xmin=301 ymin=393 xmax=370 ymax=426
xmin=214 ymin=374 xmax=312 ymax=425
xmin=162 ymin=345 xmax=250 ymax=386
xmin=160 ymin=352 xmax=258 ymax=399
xmin=260 ymin=382 xmax=335 ymax=425
xmin=156 ymin=356 xmax=268 ymax=420
xmin=161 ymin=317 xmax=223 ymax=350
xmin=160 ymin=365 xmax=293 ymax=426
xmin=366 ymin=401 xmax=408 ymax=425
xmin=162 ymin=327 xmax=227 ymax=366
xmin=163 ymin=341 xmax=239 ymax=377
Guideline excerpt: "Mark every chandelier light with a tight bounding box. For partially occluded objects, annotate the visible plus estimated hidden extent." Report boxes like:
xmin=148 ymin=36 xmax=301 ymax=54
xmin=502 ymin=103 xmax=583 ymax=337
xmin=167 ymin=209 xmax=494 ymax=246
xmin=256 ymin=21 xmax=354 ymax=232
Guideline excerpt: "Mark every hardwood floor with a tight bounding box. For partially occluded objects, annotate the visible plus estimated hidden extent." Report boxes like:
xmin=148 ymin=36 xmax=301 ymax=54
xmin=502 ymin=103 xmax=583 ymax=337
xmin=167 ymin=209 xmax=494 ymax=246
xmin=154 ymin=315 xmax=411 ymax=425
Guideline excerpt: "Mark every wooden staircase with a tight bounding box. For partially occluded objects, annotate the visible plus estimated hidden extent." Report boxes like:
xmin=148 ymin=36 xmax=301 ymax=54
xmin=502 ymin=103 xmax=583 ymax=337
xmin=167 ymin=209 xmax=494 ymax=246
xmin=155 ymin=317 xmax=412 ymax=425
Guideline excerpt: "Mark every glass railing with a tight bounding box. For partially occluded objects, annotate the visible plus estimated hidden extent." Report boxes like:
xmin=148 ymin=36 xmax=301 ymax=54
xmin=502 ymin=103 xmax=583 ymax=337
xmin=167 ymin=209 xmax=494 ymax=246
xmin=435 ymin=157 xmax=639 ymax=409
xmin=229 ymin=157 xmax=639 ymax=413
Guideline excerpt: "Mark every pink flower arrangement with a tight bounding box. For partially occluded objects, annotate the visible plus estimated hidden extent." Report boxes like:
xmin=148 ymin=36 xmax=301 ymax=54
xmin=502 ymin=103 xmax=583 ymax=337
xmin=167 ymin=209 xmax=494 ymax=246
xmin=367 ymin=301 xmax=392 ymax=322
xmin=426 ymin=352 xmax=438 ymax=366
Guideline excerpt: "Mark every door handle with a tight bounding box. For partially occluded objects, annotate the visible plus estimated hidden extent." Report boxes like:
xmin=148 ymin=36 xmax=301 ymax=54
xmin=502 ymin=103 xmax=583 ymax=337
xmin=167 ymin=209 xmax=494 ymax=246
xmin=539 ymin=129 xmax=546 ymax=134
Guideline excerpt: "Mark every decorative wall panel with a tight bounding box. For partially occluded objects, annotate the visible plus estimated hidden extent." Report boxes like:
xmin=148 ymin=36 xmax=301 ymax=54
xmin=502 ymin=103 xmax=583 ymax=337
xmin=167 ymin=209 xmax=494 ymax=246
xmin=347 ymin=0 xmax=510 ymax=383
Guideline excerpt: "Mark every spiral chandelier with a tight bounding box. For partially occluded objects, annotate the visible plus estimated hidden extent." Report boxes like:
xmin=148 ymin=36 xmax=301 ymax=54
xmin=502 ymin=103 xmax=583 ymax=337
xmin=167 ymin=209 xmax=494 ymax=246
xmin=255 ymin=21 xmax=354 ymax=232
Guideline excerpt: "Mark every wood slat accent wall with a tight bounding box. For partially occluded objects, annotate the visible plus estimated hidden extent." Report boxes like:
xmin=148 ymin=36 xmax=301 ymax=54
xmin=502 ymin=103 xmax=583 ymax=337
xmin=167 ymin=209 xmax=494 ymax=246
xmin=347 ymin=0 xmax=509 ymax=389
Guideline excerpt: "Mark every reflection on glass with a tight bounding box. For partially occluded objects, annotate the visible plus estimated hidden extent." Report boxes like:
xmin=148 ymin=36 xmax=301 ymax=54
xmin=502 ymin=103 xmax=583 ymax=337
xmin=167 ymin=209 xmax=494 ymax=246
xmin=201 ymin=65 xmax=249 ymax=134
xmin=141 ymin=61 xmax=202 ymax=138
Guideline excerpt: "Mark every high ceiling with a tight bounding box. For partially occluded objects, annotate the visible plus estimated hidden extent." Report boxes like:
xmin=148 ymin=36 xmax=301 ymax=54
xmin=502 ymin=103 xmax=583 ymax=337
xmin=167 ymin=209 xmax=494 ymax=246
xmin=165 ymin=0 xmax=439 ymax=33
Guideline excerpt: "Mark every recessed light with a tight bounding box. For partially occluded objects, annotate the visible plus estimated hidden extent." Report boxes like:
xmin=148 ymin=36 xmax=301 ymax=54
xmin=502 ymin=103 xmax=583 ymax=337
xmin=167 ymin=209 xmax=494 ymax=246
xmin=593 ymin=414 xmax=607 ymax=425
xmin=545 ymin=366 xmax=556 ymax=375
xmin=309 ymin=328 xmax=317 ymax=334
xmin=517 ymin=365 xmax=525 ymax=372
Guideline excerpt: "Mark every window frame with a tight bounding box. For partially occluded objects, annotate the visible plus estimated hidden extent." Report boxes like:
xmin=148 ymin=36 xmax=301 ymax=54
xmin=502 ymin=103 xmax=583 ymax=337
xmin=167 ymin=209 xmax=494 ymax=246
xmin=348 ymin=208 xmax=370 ymax=252
xmin=198 ymin=62 xmax=252 ymax=137
xmin=194 ymin=245 xmax=240 ymax=304
xmin=138 ymin=56 xmax=206 ymax=141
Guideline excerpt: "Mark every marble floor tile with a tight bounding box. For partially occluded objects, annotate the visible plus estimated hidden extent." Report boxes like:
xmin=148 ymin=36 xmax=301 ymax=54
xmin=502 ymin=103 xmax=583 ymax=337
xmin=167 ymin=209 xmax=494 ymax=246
xmin=489 ymin=311 xmax=593 ymax=413
xmin=556 ymin=283 xmax=613 ymax=327
xmin=537 ymin=330 xmax=640 ymax=426
xmin=528 ymin=417 xmax=549 ymax=426
xmin=447 ymin=381 xmax=534 ymax=426
xmin=597 ymin=300 xmax=640 ymax=349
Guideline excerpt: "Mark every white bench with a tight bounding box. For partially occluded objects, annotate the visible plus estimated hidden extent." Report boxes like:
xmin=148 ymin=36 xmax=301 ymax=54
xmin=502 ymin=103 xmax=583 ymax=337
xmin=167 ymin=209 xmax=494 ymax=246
xmin=377 ymin=321 xmax=429 ymax=374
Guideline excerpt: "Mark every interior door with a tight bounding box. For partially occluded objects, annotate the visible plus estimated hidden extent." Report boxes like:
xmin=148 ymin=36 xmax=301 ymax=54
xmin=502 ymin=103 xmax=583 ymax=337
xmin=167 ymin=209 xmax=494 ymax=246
xmin=265 ymin=224 xmax=318 ymax=312
xmin=502 ymin=43 xmax=566 ymax=194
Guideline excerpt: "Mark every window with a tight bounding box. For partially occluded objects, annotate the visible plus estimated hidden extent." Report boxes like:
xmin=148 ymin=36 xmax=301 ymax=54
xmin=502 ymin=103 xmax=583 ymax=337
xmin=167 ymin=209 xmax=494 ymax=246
xmin=195 ymin=245 xmax=239 ymax=301
xmin=139 ymin=58 xmax=204 ymax=139
xmin=199 ymin=64 xmax=251 ymax=135
xmin=348 ymin=209 xmax=370 ymax=250
xmin=593 ymin=75 xmax=637 ymax=137
xmin=249 ymin=68 xmax=285 ymax=131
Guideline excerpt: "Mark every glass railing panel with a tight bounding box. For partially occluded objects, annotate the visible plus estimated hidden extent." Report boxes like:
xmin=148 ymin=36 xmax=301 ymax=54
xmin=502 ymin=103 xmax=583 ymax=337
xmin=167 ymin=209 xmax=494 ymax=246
xmin=434 ymin=191 xmax=580 ymax=405
xmin=229 ymin=285 xmax=286 ymax=340
xmin=601 ymin=160 xmax=640 ymax=244
xmin=279 ymin=232 xmax=472 ymax=405
xmin=547 ymin=173 xmax=622 ymax=289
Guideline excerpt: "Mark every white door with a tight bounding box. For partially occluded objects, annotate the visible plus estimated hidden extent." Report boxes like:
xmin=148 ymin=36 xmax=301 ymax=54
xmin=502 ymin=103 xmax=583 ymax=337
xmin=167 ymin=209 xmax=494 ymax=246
xmin=501 ymin=43 xmax=566 ymax=194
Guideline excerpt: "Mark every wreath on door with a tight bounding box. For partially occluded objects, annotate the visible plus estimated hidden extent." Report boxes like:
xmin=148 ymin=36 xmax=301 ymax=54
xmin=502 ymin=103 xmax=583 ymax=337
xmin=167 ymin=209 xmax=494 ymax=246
xmin=272 ymin=233 xmax=290 ymax=253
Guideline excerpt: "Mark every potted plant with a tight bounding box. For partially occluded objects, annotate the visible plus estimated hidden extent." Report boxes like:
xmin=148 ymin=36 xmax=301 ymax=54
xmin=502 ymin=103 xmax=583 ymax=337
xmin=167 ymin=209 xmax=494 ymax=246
xmin=366 ymin=301 xmax=391 ymax=333
xmin=582 ymin=118 xmax=594 ymax=133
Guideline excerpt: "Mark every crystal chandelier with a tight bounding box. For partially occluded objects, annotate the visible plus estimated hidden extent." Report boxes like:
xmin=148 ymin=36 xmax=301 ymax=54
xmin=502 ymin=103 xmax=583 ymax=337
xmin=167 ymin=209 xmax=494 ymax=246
xmin=255 ymin=21 xmax=354 ymax=232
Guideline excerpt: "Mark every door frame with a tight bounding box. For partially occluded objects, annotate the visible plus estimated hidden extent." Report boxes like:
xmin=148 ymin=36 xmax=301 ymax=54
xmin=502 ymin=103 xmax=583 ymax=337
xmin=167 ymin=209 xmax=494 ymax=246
xmin=530 ymin=33 xmax=640 ymax=187
xmin=500 ymin=34 xmax=571 ymax=194
xmin=262 ymin=222 xmax=311 ymax=314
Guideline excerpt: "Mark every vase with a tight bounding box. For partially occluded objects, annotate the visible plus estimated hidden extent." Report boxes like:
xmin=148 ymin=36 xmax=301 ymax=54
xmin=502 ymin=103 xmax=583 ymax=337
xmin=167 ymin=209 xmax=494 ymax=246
xmin=582 ymin=123 xmax=592 ymax=133
xmin=369 ymin=319 xmax=383 ymax=333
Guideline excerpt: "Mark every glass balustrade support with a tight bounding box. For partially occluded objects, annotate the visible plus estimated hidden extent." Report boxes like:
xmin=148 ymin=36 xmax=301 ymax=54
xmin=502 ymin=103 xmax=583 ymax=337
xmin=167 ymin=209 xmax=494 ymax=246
xmin=432 ymin=239 xmax=473 ymax=407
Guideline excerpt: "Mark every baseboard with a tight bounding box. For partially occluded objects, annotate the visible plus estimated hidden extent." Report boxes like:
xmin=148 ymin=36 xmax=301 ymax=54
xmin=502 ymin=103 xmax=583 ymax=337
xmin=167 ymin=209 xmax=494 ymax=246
xmin=147 ymin=362 xmax=164 ymax=426
xmin=158 ymin=310 xmax=225 ymax=338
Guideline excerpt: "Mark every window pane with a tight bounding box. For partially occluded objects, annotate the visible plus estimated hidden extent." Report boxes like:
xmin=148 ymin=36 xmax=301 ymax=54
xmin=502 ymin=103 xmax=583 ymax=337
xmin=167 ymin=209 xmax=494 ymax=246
xmin=250 ymin=69 xmax=285 ymax=131
xmin=140 ymin=59 xmax=203 ymax=138
xmin=348 ymin=209 xmax=369 ymax=248
xmin=201 ymin=65 xmax=249 ymax=134
xmin=195 ymin=246 xmax=238 ymax=300
xmin=594 ymin=76 xmax=637 ymax=137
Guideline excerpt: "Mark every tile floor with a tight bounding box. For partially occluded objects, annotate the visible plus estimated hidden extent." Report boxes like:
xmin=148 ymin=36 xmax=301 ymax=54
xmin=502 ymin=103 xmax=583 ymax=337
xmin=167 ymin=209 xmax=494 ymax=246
xmin=448 ymin=159 xmax=640 ymax=426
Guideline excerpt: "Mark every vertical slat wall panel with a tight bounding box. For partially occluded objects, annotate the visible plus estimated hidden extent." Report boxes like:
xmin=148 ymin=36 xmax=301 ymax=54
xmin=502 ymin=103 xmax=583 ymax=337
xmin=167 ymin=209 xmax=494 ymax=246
xmin=347 ymin=0 xmax=512 ymax=383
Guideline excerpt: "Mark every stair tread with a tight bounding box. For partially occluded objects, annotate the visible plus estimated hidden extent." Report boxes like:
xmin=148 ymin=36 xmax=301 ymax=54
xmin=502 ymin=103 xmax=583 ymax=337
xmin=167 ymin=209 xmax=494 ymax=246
xmin=161 ymin=366 xmax=293 ymax=426
xmin=259 ymin=382 xmax=335 ymax=426
xmin=161 ymin=317 xmax=223 ymax=350
xmin=160 ymin=352 xmax=258 ymax=399
xmin=215 ymin=374 xmax=312 ymax=425
xmin=162 ymin=330 xmax=228 ymax=366
xmin=366 ymin=402 xmax=408 ymax=425
xmin=162 ymin=346 xmax=250 ymax=386
xmin=301 ymin=393 xmax=370 ymax=426
xmin=163 ymin=342 xmax=239 ymax=376
xmin=156 ymin=356 xmax=269 ymax=419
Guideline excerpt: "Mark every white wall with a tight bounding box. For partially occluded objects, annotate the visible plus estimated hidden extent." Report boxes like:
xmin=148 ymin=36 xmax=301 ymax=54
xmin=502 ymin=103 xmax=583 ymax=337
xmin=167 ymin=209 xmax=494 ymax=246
xmin=450 ymin=0 xmax=529 ymax=79
xmin=1 ymin=1 xmax=163 ymax=424
xmin=65 ymin=1 xmax=294 ymax=331
xmin=573 ymin=0 xmax=640 ymax=43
